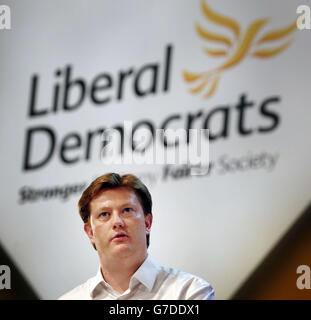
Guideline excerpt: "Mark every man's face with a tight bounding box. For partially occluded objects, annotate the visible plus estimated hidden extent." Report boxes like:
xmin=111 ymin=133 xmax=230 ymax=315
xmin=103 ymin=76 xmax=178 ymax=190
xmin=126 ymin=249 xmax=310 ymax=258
xmin=84 ymin=187 xmax=152 ymax=259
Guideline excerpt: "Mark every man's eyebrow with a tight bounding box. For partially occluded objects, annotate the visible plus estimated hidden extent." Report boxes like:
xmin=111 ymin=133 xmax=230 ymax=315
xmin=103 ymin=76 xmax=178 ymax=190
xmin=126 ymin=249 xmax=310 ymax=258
xmin=120 ymin=202 xmax=137 ymax=208
xmin=96 ymin=202 xmax=137 ymax=211
xmin=95 ymin=206 xmax=110 ymax=212
xmin=96 ymin=206 xmax=111 ymax=212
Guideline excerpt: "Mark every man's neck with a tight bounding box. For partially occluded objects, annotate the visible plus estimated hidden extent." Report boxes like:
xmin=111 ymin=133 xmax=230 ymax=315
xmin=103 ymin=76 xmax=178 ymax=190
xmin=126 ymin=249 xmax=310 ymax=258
xmin=99 ymin=253 xmax=147 ymax=294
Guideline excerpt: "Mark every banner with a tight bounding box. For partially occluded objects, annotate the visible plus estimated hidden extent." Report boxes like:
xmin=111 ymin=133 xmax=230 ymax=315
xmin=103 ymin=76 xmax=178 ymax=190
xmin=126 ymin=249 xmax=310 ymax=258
xmin=0 ymin=0 xmax=310 ymax=299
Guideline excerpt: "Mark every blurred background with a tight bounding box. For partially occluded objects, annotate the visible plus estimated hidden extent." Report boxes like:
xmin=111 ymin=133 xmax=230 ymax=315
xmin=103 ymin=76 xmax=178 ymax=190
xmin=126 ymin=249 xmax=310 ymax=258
xmin=0 ymin=0 xmax=311 ymax=299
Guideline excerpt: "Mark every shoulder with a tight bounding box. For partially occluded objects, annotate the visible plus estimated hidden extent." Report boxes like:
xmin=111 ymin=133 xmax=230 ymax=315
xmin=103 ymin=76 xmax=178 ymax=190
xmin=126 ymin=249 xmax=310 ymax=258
xmin=159 ymin=266 xmax=215 ymax=300
xmin=58 ymin=279 xmax=92 ymax=300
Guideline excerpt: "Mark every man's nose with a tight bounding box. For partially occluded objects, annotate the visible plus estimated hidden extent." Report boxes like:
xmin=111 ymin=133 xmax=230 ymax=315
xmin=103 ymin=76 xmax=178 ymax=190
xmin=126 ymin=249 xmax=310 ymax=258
xmin=112 ymin=212 xmax=125 ymax=228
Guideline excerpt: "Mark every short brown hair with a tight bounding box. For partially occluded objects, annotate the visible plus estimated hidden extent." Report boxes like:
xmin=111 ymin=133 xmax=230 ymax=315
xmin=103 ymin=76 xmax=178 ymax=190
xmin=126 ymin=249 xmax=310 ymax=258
xmin=78 ymin=173 xmax=152 ymax=247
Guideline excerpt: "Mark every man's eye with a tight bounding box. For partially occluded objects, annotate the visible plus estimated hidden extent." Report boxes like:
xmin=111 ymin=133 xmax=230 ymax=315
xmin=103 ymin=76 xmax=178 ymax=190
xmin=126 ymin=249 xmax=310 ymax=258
xmin=100 ymin=212 xmax=109 ymax=217
xmin=124 ymin=208 xmax=133 ymax=213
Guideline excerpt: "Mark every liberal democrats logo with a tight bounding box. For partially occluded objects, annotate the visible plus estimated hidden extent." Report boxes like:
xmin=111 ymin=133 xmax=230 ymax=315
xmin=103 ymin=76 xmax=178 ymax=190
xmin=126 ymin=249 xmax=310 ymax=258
xmin=183 ymin=0 xmax=296 ymax=99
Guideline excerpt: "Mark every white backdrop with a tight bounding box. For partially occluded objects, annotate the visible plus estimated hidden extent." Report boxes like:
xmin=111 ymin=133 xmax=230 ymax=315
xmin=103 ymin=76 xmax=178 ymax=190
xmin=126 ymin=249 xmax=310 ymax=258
xmin=0 ymin=0 xmax=311 ymax=299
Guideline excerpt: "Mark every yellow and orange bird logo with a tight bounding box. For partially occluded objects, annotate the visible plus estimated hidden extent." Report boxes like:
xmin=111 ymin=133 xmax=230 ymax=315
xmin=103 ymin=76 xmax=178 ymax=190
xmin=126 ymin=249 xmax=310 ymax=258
xmin=183 ymin=0 xmax=297 ymax=98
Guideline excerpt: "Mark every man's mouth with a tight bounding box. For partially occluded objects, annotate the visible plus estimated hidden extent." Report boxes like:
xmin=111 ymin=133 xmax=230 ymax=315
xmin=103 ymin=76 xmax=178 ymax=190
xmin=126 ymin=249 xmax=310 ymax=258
xmin=112 ymin=233 xmax=128 ymax=240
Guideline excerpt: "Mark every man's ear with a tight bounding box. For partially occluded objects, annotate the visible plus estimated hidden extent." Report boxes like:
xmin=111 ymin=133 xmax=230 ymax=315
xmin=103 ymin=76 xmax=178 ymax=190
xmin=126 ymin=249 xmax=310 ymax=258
xmin=84 ymin=221 xmax=95 ymax=245
xmin=145 ymin=213 xmax=152 ymax=234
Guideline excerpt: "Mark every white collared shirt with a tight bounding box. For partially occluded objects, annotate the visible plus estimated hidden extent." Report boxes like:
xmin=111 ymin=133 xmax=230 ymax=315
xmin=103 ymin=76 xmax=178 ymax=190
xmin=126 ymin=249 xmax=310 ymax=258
xmin=58 ymin=255 xmax=214 ymax=300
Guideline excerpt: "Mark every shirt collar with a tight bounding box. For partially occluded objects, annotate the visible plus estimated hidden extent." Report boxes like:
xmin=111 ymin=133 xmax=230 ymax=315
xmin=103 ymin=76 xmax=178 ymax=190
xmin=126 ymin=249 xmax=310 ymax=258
xmin=88 ymin=266 xmax=106 ymax=298
xmin=131 ymin=254 xmax=160 ymax=292
xmin=88 ymin=254 xmax=160 ymax=297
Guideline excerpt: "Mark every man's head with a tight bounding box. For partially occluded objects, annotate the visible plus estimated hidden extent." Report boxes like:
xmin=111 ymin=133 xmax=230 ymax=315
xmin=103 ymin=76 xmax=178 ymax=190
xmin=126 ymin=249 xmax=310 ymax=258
xmin=78 ymin=173 xmax=152 ymax=257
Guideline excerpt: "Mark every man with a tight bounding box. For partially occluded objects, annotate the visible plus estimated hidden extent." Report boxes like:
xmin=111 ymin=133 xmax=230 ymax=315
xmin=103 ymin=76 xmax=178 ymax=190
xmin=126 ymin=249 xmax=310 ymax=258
xmin=59 ymin=173 xmax=214 ymax=300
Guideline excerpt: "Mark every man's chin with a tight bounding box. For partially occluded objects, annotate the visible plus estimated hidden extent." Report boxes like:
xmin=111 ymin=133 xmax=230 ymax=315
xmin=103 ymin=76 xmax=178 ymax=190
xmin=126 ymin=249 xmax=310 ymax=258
xmin=112 ymin=242 xmax=131 ymax=252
